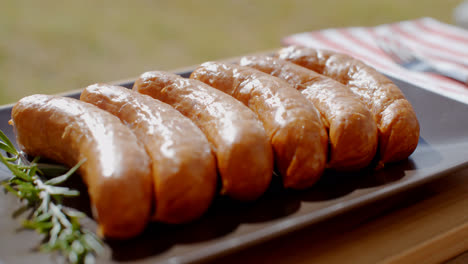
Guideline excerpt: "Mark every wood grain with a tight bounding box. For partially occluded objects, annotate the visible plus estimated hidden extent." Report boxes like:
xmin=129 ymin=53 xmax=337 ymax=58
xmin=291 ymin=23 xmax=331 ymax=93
xmin=382 ymin=221 xmax=468 ymax=264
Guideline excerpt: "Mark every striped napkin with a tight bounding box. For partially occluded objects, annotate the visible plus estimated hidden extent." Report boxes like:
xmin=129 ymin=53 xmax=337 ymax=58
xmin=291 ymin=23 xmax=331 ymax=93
xmin=282 ymin=17 xmax=468 ymax=105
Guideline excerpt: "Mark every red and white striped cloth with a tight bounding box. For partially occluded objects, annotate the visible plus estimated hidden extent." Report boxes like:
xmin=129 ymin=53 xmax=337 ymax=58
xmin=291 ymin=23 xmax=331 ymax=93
xmin=282 ymin=17 xmax=468 ymax=105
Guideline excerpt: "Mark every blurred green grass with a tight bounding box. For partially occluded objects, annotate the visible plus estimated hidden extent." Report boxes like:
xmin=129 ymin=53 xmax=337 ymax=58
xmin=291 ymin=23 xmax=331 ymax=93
xmin=0 ymin=0 xmax=462 ymax=105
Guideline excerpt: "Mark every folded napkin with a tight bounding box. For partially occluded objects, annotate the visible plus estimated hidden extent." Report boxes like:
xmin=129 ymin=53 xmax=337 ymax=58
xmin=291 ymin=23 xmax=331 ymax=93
xmin=282 ymin=17 xmax=468 ymax=105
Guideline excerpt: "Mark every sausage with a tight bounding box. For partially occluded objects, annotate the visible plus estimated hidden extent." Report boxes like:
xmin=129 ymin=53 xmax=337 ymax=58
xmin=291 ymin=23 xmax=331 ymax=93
xmin=240 ymin=56 xmax=378 ymax=170
xmin=133 ymin=71 xmax=273 ymax=201
xmin=190 ymin=62 xmax=328 ymax=189
xmin=11 ymin=94 xmax=152 ymax=239
xmin=277 ymin=46 xmax=420 ymax=163
xmin=80 ymin=84 xmax=217 ymax=223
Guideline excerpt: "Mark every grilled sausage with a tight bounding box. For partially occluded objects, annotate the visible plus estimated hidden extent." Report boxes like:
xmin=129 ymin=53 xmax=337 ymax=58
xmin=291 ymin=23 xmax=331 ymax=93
xmin=80 ymin=84 xmax=217 ymax=223
xmin=133 ymin=71 xmax=273 ymax=201
xmin=11 ymin=94 xmax=152 ymax=238
xmin=240 ymin=56 xmax=378 ymax=170
xmin=277 ymin=46 xmax=420 ymax=164
xmin=190 ymin=62 xmax=328 ymax=189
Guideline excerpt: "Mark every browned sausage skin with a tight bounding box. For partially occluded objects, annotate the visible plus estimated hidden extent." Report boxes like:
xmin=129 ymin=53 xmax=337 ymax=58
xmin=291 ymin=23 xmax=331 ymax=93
xmin=80 ymin=84 xmax=217 ymax=223
xmin=277 ymin=46 xmax=420 ymax=163
xmin=133 ymin=71 xmax=273 ymax=201
xmin=11 ymin=95 xmax=152 ymax=239
xmin=190 ymin=62 xmax=328 ymax=189
xmin=240 ymin=56 xmax=378 ymax=170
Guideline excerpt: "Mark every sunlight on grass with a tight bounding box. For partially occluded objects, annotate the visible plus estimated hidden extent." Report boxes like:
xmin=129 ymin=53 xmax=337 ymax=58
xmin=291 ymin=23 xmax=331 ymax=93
xmin=0 ymin=0 xmax=462 ymax=104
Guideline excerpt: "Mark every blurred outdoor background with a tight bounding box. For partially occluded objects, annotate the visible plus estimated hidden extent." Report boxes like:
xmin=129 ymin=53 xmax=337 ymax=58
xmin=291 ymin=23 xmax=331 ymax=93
xmin=0 ymin=0 xmax=464 ymax=105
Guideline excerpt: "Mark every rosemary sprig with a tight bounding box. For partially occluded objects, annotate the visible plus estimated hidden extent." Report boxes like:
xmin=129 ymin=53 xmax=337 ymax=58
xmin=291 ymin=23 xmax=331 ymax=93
xmin=0 ymin=130 xmax=104 ymax=264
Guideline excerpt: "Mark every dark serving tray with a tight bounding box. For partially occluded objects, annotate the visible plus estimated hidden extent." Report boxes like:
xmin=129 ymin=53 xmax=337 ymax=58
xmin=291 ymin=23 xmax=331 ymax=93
xmin=0 ymin=70 xmax=467 ymax=264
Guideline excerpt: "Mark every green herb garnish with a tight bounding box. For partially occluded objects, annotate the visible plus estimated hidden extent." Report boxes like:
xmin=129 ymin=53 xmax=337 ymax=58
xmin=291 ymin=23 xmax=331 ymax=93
xmin=0 ymin=130 xmax=103 ymax=264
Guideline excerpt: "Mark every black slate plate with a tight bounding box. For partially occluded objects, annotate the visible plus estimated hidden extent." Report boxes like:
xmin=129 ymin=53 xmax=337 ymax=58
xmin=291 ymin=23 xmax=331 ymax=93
xmin=0 ymin=72 xmax=467 ymax=264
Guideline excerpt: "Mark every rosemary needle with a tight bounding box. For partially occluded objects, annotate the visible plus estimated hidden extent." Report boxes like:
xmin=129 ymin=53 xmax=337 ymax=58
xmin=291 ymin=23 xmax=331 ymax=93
xmin=0 ymin=130 xmax=104 ymax=264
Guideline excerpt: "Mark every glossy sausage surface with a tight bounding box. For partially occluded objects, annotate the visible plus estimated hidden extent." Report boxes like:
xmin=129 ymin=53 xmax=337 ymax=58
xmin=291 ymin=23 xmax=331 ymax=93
xmin=277 ymin=46 xmax=420 ymax=163
xmin=81 ymin=84 xmax=217 ymax=223
xmin=11 ymin=94 xmax=152 ymax=238
xmin=133 ymin=71 xmax=273 ymax=201
xmin=191 ymin=62 xmax=328 ymax=189
xmin=240 ymin=56 xmax=378 ymax=170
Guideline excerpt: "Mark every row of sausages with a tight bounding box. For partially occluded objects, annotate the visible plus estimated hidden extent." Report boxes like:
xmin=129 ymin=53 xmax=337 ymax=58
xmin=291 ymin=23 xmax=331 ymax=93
xmin=10 ymin=46 xmax=420 ymax=239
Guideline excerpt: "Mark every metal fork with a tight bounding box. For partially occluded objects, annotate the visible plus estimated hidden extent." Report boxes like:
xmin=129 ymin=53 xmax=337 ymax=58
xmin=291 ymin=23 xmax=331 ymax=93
xmin=376 ymin=38 xmax=468 ymax=85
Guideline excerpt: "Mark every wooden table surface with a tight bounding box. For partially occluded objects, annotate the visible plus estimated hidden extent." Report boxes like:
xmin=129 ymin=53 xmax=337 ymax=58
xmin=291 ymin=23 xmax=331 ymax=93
xmin=210 ymin=167 xmax=468 ymax=264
